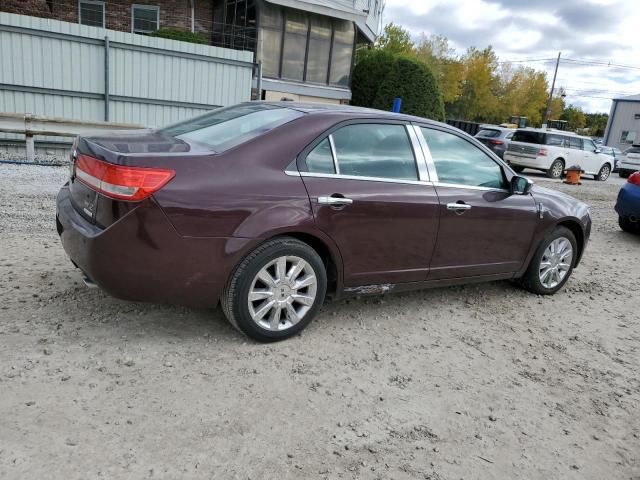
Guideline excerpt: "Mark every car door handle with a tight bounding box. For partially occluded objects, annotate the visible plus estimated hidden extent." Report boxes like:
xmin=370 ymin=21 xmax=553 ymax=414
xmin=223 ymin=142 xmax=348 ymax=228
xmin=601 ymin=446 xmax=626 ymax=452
xmin=446 ymin=202 xmax=472 ymax=213
xmin=318 ymin=196 xmax=353 ymax=206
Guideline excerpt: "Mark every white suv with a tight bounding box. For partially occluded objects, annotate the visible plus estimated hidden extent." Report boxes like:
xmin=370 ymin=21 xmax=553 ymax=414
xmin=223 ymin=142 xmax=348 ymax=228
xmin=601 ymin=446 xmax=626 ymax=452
xmin=618 ymin=146 xmax=640 ymax=178
xmin=504 ymin=129 xmax=613 ymax=181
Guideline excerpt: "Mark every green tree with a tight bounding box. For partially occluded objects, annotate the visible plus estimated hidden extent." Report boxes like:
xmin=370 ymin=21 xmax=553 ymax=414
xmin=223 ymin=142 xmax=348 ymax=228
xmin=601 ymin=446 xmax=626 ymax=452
xmin=351 ymin=49 xmax=397 ymax=108
xmin=373 ymin=55 xmax=445 ymax=120
xmin=449 ymin=46 xmax=501 ymax=122
xmin=561 ymin=104 xmax=586 ymax=130
xmin=500 ymin=65 xmax=549 ymax=126
xmin=375 ymin=23 xmax=414 ymax=55
xmin=584 ymin=113 xmax=609 ymax=136
xmin=414 ymin=34 xmax=464 ymax=104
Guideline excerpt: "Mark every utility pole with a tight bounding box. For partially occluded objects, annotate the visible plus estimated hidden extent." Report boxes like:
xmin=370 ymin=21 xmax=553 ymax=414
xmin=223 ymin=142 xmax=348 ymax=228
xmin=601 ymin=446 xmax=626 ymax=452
xmin=542 ymin=52 xmax=561 ymax=128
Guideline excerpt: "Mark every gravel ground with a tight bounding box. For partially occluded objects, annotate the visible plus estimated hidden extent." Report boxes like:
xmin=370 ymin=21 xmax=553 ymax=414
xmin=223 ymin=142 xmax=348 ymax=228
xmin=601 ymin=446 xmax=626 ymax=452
xmin=0 ymin=164 xmax=638 ymax=480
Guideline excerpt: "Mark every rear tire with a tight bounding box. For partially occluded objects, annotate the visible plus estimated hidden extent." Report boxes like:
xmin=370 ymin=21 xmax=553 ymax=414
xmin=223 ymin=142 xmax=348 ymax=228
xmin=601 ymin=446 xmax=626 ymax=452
xmin=512 ymin=166 xmax=525 ymax=173
xmin=619 ymin=170 xmax=630 ymax=179
xmin=518 ymin=226 xmax=577 ymax=295
xmin=547 ymin=159 xmax=564 ymax=179
xmin=221 ymin=237 xmax=327 ymax=342
xmin=619 ymin=216 xmax=640 ymax=234
xmin=596 ymin=164 xmax=611 ymax=181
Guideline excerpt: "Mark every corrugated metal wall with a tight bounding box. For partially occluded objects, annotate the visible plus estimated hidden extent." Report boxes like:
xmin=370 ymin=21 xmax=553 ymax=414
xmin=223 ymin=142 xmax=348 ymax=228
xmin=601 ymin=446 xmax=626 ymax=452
xmin=604 ymin=100 xmax=640 ymax=151
xmin=0 ymin=12 xmax=254 ymax=131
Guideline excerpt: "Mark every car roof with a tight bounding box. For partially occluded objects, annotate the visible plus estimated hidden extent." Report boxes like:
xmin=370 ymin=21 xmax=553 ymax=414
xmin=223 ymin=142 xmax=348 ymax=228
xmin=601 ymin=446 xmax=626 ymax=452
xmin=513 ymin=127 xmax=597 ymax=140
xmin=257 ymin=101 xmax=451 ymax=129
xmin=478 ymin=124 xmax=514 ymax=131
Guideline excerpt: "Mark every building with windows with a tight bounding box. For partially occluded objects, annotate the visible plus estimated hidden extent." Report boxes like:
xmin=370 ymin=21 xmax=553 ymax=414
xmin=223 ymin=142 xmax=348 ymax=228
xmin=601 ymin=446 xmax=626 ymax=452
xmin=0 ymin=0 xmax=382 ymax=104
xmin=604 ymin=93 xmax=640 ymax=150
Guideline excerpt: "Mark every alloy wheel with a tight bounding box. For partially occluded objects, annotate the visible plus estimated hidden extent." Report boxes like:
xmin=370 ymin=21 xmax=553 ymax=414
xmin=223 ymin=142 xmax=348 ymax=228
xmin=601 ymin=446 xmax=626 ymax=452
xmin=248 ymin=255 xmax=318 ymax=331
xmin=538 ymin=237 xmax=573 ymax=289
xmin=599 ymin=165 xmax=611 ymax=181
xmin=551 ymin=161 xmax=564 ymax=178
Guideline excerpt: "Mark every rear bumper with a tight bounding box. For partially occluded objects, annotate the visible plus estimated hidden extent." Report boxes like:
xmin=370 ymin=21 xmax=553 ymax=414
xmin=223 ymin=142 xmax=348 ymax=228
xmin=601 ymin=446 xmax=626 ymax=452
xmin=504 ymin=153 xmax=549 ymax=170
xmin=56 ymin=186 xmax=252 ymax=307
xmin=615 ymin=183 xmax=640 ymax=218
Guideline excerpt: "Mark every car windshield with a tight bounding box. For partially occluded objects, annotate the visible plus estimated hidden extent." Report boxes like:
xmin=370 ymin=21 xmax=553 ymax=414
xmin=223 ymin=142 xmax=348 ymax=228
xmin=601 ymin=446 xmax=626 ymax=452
xmin=476 ymin=129 xmax=501 ymax=138
xmin=512 ymin=130 xmax=546 ymax=144
xmin=159 ymin=104 xmax=304 ymax=152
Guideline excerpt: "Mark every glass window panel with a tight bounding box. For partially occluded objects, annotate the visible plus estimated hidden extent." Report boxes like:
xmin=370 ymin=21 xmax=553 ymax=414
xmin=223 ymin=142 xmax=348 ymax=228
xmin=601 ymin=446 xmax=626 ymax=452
xmin=285 ymin=10 xmax=308 ymax=35
xmin=306 ymin=138 xmax=335 ymax=174
xmin=133 ymin=6 xmax=159 ymax=33
xmin=332 ymin=124 xmax=418 ymax=180
xmin=282 ymin=34 xmax=306 ymax=80
xmin=80 ymin=1 xmax=104 ymax=27
xmin=306 ymin=38 xmax=330 ymax=83
xmin=310 ymin=15 xmax=331 ymax=39
xmin=569 ymin=137 xmax=582 ymax=149
xmin=329 ymin=42 xmax=352 ymax=86
xmin=582 ymin=139 xmax=596 ymax=151
xmin=260 ymin=28 xmax=282 ymax=77
xmin=260 ymin=3 xmax=283 ymax=28
xmin=333 ymin=19 xmax=354 ymax=43
xmin=160 ymin=104 xmax=303 ymax=153
xmin=421 ymin=127 xmax=507 ymax=189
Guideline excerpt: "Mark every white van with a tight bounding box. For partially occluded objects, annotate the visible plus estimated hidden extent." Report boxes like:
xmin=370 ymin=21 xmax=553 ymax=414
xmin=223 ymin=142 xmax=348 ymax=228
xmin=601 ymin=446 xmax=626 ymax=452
xmin=503 ymin=129 xmax=613 ymax=181
xmin=618 ymin=146 xmax=640 ymax=178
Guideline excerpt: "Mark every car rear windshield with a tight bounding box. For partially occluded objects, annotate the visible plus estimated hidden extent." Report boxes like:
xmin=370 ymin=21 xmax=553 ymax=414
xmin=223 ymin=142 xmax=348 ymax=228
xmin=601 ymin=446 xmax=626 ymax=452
xmin=511 ymin=130 xmax=546 ymax=144
xmin=158 ymin=104 xmax=303 ymax=152
xmin=476 ymin=129 xmax=501 ymax=138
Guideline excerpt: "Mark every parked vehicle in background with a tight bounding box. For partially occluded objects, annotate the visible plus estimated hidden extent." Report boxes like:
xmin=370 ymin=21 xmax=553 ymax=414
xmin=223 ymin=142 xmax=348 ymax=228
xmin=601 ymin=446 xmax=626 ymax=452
xmin=474 ymin=125 xmax=515 ymax=159
xmin=618 ymin=146 xmax=640 ymax=178
xmin=56 ymin=102 xmax=592 ymax=342
xmin=615 ymin=172 xmax=640 ymax=234
xmin=600 ymin=146 xmax=624 ymax=172
xmin=504 ymin=128 xmax=613 ymax=181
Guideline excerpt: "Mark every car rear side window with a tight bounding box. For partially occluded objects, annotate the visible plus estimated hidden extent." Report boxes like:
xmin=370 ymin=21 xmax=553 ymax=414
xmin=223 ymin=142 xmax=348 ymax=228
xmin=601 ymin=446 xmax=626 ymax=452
xmin=421 ymin=127 xmax=507 ymax=190
xmin=330 ymin=124 xmax=418 ymax=181
xmin=159 ymin=104 xmax=303 ymax=152
xmin=568 ymin=137 xmax=582 ymax=149
xmin=306 ymin=138 xmax=335 ymax=174
xmin=546 ymin=134 xmax=565 ymax=147
xmin=476 ymin=129 xmax=500 ymax=138
xmin=512 ymin=130 xmax=545 ymax=144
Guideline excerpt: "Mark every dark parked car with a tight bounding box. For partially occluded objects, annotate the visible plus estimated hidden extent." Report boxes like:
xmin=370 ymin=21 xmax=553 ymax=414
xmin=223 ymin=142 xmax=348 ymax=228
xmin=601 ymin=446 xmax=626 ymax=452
xmin=474 ymin=125 xmax=515 ymax=159
xmin=57 ymin=102 xmax=591 ymax=341
xmin=615 ymin=172 xmax=640 ymax=234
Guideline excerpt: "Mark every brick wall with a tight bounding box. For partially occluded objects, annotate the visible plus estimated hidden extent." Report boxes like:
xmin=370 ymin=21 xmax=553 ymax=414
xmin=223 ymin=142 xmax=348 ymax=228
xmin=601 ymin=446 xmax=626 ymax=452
xmin=1 ymin=0 xmax=215 ymax=36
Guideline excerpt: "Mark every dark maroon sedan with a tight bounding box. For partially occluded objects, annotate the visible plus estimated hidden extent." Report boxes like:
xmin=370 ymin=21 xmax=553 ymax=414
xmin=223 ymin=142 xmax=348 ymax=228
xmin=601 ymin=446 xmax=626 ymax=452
xmin=57 ymin=102 xmax=591 ymax=341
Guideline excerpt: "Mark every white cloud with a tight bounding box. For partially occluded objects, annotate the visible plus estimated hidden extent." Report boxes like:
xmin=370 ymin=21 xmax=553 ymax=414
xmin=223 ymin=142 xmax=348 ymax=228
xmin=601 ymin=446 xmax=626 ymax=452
xmin=382 ymin=0 xmax=637 ymax=113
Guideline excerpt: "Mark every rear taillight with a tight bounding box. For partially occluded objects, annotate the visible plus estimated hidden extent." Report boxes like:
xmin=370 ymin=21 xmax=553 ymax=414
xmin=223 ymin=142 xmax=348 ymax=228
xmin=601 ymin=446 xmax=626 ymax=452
xmin=75 ymin=154 xmax=175 ymax=201
xmin=629 ymin=172 xmax=640 ymax=186
xmin=489 ymin=139 xmax=504 ymax=145
xmin=538 ymin=148 xmax=548 ymax=156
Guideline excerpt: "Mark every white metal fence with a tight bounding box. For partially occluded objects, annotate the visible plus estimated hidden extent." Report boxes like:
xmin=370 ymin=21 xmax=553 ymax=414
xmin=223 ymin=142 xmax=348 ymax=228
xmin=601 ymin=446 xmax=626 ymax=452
xmin=0 ymin=11 xmax=255 ymax=160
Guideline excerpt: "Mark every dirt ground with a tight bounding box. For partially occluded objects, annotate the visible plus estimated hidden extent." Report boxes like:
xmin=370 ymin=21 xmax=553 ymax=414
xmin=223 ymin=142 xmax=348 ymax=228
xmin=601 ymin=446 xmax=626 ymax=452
xmin=0 ymin=164 xmax=638 ymax=480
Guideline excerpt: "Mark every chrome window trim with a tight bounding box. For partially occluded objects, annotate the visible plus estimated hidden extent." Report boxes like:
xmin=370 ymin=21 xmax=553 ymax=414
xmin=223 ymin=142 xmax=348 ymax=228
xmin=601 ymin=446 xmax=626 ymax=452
xmin=405 ymin=124 xmax=431 ymax=182
xmin=411 ymin=124 xmax=439 ymax=182
xmin=296 ymin=171 xmax=434 ymax=186
xmin=433 ymin=181 xmax=509 ymax=193
xmin=327 ymin=134 xmax=340 ymax=174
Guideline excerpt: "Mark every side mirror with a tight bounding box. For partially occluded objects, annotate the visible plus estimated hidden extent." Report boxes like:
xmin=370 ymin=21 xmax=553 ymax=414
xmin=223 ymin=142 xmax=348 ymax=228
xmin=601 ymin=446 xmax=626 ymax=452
xmin=511 ymin=175 xmax=533 ymax=195
xmin=594 ymin=148 xmax=602 ymax=154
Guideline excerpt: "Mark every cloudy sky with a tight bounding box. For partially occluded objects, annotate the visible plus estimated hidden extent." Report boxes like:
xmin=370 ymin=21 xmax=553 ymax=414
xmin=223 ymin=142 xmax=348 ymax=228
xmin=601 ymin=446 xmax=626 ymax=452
xmin=383 ymin=0 xmax=637 ymax=113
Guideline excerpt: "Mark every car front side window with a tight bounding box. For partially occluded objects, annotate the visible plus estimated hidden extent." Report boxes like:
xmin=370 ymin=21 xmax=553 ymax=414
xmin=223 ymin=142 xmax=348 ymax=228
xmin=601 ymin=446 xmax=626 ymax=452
xmin=420 ymin=127 xmax=507 ymax=190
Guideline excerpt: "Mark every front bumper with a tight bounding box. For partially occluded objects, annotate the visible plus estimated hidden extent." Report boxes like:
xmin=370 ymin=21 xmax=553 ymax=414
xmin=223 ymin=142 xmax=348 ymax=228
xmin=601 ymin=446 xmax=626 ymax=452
xmin=615 ymin=183 xmax=640 ymax=218
xmin=56 ymin=186 xmax=252 ymax=306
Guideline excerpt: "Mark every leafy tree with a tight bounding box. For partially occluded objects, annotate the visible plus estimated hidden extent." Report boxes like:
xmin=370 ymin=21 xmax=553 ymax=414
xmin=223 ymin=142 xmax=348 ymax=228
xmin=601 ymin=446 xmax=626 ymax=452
xmin=414 ymin=34 xmax=464 ymax=104
xmin=584 ymin=113 xmax=609 ymax=137
xmin=561 ymin=104 xmax=586 ymax=130
xmin=351 ymin=49 xmax=397 ymax=108
xmin=448 ymin=47 xmax=502 ymax=122
xmin=375 ymin=23 xmax=414 ymax=55
xmin=373 ymin=55 xmax=445 ymax=121
xmin=499 ymin=65 xmax=548 ymax=126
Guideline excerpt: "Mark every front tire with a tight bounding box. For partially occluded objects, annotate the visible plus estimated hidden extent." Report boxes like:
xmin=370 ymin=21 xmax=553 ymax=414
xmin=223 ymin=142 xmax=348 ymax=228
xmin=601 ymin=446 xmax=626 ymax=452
xmin=221 ymin=237 xmax=327 ymax=342
xmin=596 ymin=164 xmax=611 ymax=181
xmin=547 ymin=159 xmax=564 ymax=179
xmin=518 ymin=227 xmax=577 ymax=295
